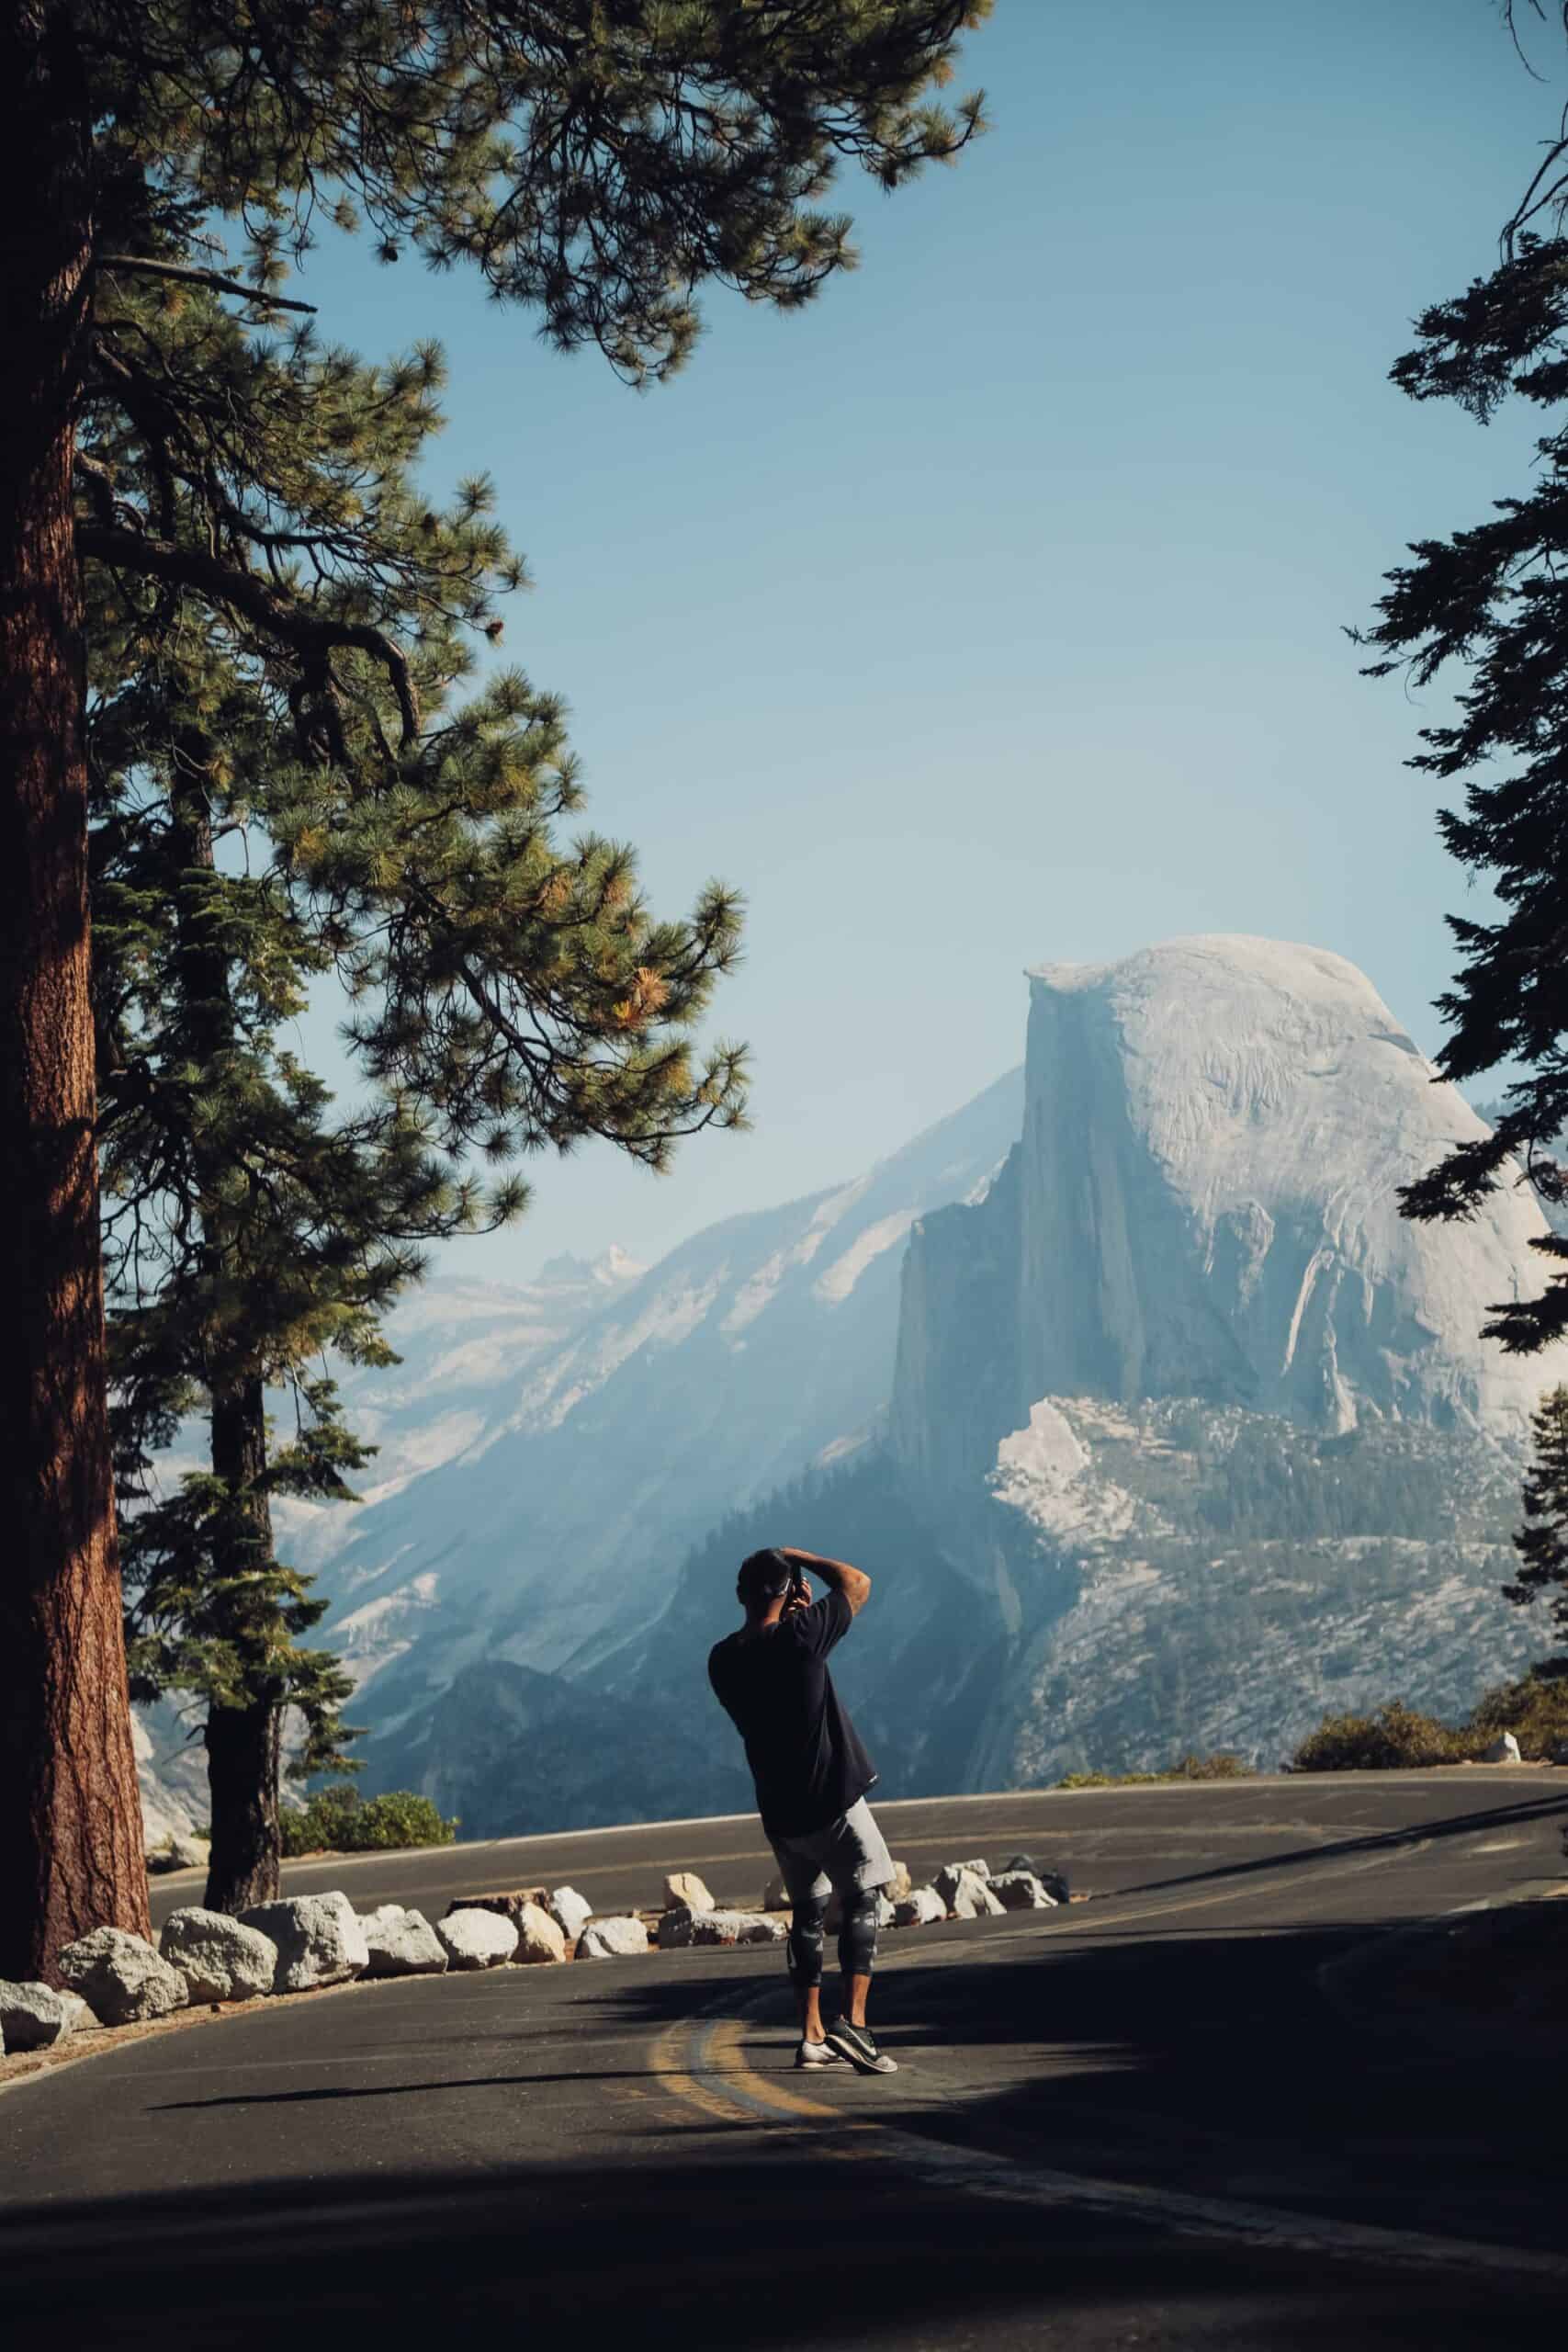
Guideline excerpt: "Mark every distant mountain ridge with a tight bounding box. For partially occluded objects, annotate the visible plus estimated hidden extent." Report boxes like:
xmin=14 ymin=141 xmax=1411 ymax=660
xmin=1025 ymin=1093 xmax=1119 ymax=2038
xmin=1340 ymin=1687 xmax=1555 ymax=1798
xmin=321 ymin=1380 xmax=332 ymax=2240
xmin=276 ymin=1065 xmax=1025 ymax=1775
xmin=607 ymin=940 xmax=1561 ymax=1811
xmin=249 ymin=936 xmax=1565 ymax=1836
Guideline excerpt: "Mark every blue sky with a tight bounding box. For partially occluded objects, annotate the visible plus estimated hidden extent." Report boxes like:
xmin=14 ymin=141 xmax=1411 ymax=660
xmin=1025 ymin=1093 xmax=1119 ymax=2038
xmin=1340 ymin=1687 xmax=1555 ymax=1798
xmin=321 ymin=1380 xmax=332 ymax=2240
xmin=286 ymin=0 xmax=1559 ymax=1281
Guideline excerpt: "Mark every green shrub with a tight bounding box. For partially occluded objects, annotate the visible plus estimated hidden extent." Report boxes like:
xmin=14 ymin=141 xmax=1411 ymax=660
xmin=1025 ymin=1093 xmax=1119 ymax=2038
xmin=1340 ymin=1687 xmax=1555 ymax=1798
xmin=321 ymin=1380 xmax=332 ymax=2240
xmin=281 ymin=1782 xmax=458 ymax=1857
xmin=1468 ymin=1671 xmax=1568 ymax=1760
xmin=1169 ymin=1751 xmax=1255 ymax=1781
xmin=1289 ymin=1702 xmax=1465 ymax=1773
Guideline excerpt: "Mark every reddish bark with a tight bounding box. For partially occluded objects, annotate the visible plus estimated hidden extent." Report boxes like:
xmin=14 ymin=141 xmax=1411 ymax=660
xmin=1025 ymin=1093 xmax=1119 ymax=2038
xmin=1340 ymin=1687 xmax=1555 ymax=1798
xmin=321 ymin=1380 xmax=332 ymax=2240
xmin=0 ymin=5 xmax=149 ymax=1983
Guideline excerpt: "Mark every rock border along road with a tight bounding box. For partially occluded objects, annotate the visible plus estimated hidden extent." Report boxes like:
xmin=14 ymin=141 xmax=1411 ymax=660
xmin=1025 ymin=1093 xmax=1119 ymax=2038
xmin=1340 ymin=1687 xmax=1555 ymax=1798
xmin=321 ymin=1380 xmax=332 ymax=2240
xmin=6 ymin=1771 xmax=1568 ymax=2351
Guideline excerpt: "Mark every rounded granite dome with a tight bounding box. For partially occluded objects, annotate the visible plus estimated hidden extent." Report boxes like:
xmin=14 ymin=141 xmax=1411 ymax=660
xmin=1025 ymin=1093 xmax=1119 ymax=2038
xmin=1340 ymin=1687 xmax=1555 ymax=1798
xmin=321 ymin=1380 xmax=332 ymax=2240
xmin=1010 ymin=935 xmax=1565 ymax=1434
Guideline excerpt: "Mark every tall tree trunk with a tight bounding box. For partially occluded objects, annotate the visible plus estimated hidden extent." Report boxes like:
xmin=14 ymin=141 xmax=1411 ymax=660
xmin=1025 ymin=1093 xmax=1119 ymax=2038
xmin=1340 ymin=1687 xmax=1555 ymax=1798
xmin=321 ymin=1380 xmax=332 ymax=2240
xmin=204 ymin=1699 xmax=284 ymax=1917
xmin=168 ymin=773 xmax=288 ymax=1915
xmin=0 ymin=5 xmax=149 ymax=1983
xmin=202 ymin=1378 xmax=285 ymax=1915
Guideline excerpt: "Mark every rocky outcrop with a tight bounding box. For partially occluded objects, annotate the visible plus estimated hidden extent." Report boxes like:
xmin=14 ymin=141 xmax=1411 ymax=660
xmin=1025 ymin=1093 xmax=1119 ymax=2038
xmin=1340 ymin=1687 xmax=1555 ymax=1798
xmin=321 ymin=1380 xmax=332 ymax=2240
xmin=1000 ymin=1855 xmax=1070 ymax=1904
xmin=443 ymin=1888 xmax=547 ymax=1929
xmin=988 ymin=1871 xmax=1057 ymax=1911
xmin=359 ymin=1905 xmax=449 ymax=1978
xmin=662 ymin=1871 xmax=715 ymax=1914
xmin=145 ymin=1833 xmax=211 ymax=1876
xmin=933 ymin=1861 xmax=987 ymax=1908
xmin=159 ymin=1908 xmax=277 ymax=2001
xmin=896 ymin=939 xmax=1568 ymax=1519
xmin=435 ymin=1909 xmax=519 ymax=1969
xmin=240 ymin=1893 xmax=369 ymax=1993
xmin=56 ymin=1928 xmax=189 ymax=2025
xmin=0 ymin=1982 xmax=79 ymax=2051
xmin=893 ymin=1887 xmax=945 ymax=1927
xmin=576 ymin=1917 xmax=649 ymax=1960
xmin=547 ymin=1887 xmax=592 ymax=1941
xmin=656 ymin=1907 xmax=786 ymax=1949
xmin=513 ymin=1903 xmax=567 ymax=1964
xmin=935 ymin=1866 xmax=1004 ymax=1920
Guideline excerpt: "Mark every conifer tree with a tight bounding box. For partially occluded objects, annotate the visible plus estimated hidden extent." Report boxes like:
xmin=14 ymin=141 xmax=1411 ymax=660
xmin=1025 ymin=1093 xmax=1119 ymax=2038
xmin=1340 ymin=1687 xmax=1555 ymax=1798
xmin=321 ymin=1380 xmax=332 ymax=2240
xmin=94 ymin=650 xmax=464 ymax=1915
xmin=1508 ymin=1385 xmax=1568 ymax=1679
xmin=87 ymin=289 xmax=748 ymax=1911
xmin=1 ymin=1 xmax=989 ymax=1978
xmin=1359 ymin=6 xmax=1568 ymax=1353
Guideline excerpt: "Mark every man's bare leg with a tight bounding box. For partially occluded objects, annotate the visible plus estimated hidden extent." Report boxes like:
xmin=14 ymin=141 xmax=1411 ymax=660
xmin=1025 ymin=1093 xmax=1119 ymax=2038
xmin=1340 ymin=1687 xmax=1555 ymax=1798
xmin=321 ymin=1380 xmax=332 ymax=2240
xmin=843 ymin=1970 xmax=871 ymax=2030
xmin=799 ymin=1981 xmax=825 ymax=2041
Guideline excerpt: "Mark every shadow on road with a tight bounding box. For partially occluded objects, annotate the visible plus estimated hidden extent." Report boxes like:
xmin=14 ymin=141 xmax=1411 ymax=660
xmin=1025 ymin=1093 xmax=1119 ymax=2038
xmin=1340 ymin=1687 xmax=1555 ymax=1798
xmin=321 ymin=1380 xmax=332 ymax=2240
xmin=2 ymin=2135 xmax=1562 ymax=2351
xmin=598 ymin=1908 xmax=1568 ymax=2263
xmin=6 ymin=1913 xmax=1565 ymax=2349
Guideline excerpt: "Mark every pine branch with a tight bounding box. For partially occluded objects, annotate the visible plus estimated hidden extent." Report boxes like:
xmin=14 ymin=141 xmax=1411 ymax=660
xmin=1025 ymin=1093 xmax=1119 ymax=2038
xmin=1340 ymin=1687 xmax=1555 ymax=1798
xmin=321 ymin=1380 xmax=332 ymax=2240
xmin=96 ymin=254 xmax=318 ymax=315
xmin=79 ymin=523 xmax=419 ymax=747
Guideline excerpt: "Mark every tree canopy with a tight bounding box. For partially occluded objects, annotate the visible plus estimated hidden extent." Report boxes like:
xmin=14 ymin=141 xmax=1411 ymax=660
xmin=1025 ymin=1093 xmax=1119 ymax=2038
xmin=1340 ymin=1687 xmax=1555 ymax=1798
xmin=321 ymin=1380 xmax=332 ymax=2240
xmin=1359 ymin=12 xmax=1568 ymax=1354
xmin=0 ymin=0 xmax=989 ymax=1976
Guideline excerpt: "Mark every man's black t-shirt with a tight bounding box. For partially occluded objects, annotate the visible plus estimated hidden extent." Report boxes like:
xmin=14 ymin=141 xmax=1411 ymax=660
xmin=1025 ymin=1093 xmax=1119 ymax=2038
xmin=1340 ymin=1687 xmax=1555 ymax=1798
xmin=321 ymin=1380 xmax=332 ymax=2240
xmin=707 ymin=1589 xmax=877 ymax=1839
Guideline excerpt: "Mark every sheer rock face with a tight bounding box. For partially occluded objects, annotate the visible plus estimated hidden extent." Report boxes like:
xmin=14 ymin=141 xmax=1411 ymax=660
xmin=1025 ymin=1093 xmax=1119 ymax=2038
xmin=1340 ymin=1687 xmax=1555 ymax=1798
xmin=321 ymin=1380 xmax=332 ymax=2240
xmin=893 ymin=937 xmax=1566 ymax=1509
xmin=292 ymin=1066 xmax=1024 ymax=1781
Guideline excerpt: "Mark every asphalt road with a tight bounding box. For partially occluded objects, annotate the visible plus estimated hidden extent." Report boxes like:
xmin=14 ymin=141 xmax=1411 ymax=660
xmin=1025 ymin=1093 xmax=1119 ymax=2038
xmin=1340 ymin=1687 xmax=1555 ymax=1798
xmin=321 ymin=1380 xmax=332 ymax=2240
xmin=9 ymin=1771 xmax=1568 ymax=2349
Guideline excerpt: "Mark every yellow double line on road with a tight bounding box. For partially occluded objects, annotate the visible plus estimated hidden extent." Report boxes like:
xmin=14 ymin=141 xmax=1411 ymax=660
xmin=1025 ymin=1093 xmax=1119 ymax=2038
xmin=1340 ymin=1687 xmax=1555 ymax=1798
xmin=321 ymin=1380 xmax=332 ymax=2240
xmin=651 ymin=1853 xmax=1568 ymax=2283
xmin=657 ymin=1855 xmax=1387 ymax=2132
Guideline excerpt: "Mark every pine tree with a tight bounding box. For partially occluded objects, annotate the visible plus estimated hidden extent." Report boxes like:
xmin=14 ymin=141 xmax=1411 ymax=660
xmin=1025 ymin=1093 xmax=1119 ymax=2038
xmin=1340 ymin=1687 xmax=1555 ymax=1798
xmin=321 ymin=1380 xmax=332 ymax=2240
xmin=1 ymin=1 xmax=989 ymax=1979
xmin=87 ymin=294 xmax=750 ymax=1911
xmin=1507 ymin=1385 xmax=1568 ymax=1680
xmin=93 ymin=655 xmax=463 ymax=1914
xmin=1359 ymin=11 xmax=1568 ymax=1353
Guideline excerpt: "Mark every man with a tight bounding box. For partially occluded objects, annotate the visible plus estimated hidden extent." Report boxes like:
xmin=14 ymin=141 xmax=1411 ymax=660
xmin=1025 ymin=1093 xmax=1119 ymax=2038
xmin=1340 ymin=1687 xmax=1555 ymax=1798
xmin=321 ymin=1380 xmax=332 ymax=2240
xmin=707 ymin=1543 xmax=897 ymax=2075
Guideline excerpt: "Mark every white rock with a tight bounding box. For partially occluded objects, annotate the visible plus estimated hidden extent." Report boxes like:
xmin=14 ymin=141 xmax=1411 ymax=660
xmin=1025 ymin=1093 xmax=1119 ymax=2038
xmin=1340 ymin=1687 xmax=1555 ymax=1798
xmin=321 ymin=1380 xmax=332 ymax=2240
xmin=886 ymin=1860 xmax=913 ymax=1905
xmin=1483 ymin=1732 xmax=1523 ymax=1764
xmin=239 ymin=1892 xmax=369 ymax=1992
xmin=939 ymin=1867 xmax=1004 ymax=1920
xmin=952 ymin=1857 xmax=992 ymax=1882
xmin=513 ymin=1902 xmax=567 ymax=1964
xmin=826 ymin=1881 xmax=901 ymax=1932
xmin=656 ymin=1904 xmax=704 ymax=1949
xmin=1002 ymin=1855 xmax=1071 ymax=1904
xmin=737 ymin=1914 xmax=789 ymax=1945
xmin=59 ymin=1991 xmax=97 ymax=2032
xmin=988 ymin=1871 xmax=1058 ymax=1912
xmin=662 ymin=1871 xmax=716 ymax=1914
xmin=144 ymin=1831 xmax=211 ymax=1875
xmin=359 ymin=1905 xmax=448 ymax=1978
xmin=56 ymin=1926 xmax=189 ymax=2024
xmin=0 ymin=1980 xmax=78 ymax=2051
xmin=934 ymin=1860 xmax=1000 ymax=1913
xmin=436 ymin=1907 xmax=520 ymax=1970
xmin=547 ymin=1886 xmax=592 ymax=1941
xmin=658 ymin=1907 xmax=786 ymax=1950
xmin=893 ymin=1886 xmax=946 ymax=1927
xmin=159 ymin=1907 xmax=277 ymax=2001
xmin=576 ymin=1916 xmax=649 ymax=1960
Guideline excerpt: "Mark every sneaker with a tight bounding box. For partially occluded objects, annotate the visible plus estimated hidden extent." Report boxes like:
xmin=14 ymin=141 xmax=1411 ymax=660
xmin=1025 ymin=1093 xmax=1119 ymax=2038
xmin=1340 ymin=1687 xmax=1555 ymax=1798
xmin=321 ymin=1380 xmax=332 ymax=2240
xmin=795 ymin=2036 xmax=842 ymax=2069
xmin=824 ymin=2019 xmax=898 ymax=2075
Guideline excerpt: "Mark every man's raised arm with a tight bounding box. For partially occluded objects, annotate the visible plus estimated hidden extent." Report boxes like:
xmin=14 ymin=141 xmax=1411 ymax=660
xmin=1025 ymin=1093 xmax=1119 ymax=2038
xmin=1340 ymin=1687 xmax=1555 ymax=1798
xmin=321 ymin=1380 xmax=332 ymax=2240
xmin=783 ymin=1545 xmax=872 ymax=1617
